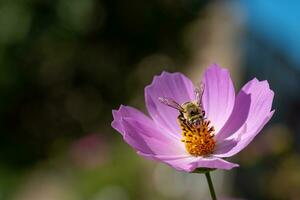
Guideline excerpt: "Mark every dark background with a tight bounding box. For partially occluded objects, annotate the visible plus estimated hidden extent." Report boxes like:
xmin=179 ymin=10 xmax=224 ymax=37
xmin=0 ymin=0 xmax=299 ymax=199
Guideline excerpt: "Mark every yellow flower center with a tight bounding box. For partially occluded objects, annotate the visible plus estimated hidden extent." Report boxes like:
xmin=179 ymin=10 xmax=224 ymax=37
xmin=179 ymin=119 xmax=216 ymax=156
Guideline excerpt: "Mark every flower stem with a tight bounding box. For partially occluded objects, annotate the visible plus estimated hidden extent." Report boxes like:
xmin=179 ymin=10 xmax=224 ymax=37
xmin=205 ymin=172 xmax=217 ymax=200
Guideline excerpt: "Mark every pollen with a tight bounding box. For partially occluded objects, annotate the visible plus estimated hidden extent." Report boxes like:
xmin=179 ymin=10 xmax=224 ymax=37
xmin=179 ymin=119 xmax=216 ymax=156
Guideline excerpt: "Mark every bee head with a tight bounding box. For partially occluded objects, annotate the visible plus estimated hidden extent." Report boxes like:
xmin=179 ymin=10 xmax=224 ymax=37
xmin=181 ymin=102 xmax=204 ymax=122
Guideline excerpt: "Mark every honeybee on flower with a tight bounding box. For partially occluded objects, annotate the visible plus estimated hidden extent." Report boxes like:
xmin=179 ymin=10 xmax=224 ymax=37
xmin=112 ymin=64 xmax=274 ymax=172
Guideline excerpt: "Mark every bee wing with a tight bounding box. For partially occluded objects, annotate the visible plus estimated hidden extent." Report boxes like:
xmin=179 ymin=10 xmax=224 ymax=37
xmin=158 ymin=97 xmax=184 ymax=112
xmin=195 ymin=82 xmax=205 ymax=107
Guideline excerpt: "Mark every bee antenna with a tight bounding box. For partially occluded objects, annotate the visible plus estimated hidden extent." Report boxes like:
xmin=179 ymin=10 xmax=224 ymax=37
xmin=158 ymin=97 xmax=167 ymax=104
xmin=158 ymin=97 xmax=184 ymax=111
xmin=195 ymin=82 xmax=205 ymax=107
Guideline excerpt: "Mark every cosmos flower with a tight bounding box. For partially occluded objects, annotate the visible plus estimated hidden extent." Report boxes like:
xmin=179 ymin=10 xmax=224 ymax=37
xmin=112 ymin=64 xmax=274 ymax=172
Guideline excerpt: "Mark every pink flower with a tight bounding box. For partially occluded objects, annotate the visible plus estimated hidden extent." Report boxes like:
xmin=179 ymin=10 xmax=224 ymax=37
xmin=112 ymin=64 xmax=274 ymax=172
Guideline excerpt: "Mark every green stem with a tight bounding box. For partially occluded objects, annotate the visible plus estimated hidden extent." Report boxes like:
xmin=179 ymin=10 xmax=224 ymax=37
xmin=205 ymin=172 xmax=217 ymax=200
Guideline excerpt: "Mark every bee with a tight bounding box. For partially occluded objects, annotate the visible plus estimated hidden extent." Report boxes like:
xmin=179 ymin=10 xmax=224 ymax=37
xmin=158 ymin=83 xmax=206 ymax=128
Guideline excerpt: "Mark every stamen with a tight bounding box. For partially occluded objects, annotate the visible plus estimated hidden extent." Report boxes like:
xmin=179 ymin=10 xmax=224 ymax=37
xmin=178 ymin=118 xmax=216 ymax=156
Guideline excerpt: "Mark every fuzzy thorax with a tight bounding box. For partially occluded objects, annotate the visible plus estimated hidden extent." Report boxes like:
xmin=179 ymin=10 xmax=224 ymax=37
xmin=179 ymin=119 xmax=216 ymax=156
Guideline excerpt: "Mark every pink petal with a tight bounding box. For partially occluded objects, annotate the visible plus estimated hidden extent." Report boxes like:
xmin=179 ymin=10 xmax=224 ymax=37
xmin=159 ymin=156 xmax=239 ymax=172
xmin=112 ymin=105 xmax=153 ymax=135
xmin=190 ymin=157 xmax=239 ymax=171
xmin=213 ymin=138 xmax=239 ymax=156
xmin=215 ymin=111 xmax=274 ymax=158
xmin=202 ymin=64 xmax=235 ymax=133
xmin=112 ymin=106 xmax=187 ymax=157
xmin=215 ymin=91 xmax=251 ymax=141
xmin=145 ymin=72 xmax=194 ymax=136
xmin=214 ymin=79 xmax=274 ymax=157
xmin=160 ymin=157 xmax=200 ymax=172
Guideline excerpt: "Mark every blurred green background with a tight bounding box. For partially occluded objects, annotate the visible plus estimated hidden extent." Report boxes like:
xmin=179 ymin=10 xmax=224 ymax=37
xmin=0 ymin=0 xmax=299 ymax=199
